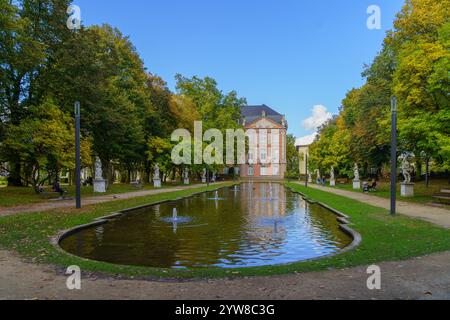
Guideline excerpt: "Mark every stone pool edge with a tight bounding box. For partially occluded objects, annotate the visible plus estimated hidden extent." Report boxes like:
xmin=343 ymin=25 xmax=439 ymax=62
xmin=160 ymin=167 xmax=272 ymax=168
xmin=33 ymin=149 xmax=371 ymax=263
xmin=285 ymin=185 xmax=362 ymax=256
xmin=50 ymin=185 xmax=235 ymax=263
xmin=50 ymin=182 xmax=362 ymax=278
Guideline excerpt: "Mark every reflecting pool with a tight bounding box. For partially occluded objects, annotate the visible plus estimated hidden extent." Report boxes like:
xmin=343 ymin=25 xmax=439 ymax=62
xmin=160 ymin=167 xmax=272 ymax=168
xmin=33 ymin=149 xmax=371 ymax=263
xmin=60 ymin=183 xmax=352 ymax=269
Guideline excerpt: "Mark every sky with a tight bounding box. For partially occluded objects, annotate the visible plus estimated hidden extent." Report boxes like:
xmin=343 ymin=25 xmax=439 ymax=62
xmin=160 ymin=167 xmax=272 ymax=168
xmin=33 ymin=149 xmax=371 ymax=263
xmin=74 ymin=0 xmax=404 ymax=139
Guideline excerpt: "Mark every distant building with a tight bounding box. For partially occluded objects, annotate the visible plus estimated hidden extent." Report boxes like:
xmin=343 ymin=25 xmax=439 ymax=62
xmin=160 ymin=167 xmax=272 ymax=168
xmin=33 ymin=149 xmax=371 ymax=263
xmin=296 ymin=134 xmax=317 ymax=176
xmin=239 ymin=105 xmax=288 ymax=179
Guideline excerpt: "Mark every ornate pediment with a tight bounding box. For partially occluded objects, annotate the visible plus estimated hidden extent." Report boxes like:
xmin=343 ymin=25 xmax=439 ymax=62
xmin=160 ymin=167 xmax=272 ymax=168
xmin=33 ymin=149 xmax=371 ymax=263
xmin=247 ymin=118 xmax=284 ymax=129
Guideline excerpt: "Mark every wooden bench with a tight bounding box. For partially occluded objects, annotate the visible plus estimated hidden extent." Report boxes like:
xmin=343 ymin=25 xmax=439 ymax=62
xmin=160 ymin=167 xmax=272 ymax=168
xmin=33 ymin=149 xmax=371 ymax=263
xmin=37 ymin=190 xmax=68 ymax=199
xmin=130 ymin=181 xmax=144 ymax=189
xmin=433 ymin=189 xmax=450 ymax=204
xmin=38 ymin=192 xmax=60 ymax=199
xmin=337 ymin=178 xmax=349 ymax=185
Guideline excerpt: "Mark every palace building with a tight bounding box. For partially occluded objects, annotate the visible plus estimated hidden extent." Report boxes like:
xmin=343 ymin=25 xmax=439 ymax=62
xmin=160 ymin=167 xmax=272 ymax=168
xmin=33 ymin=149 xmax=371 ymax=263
xmin=239 ymin=105 xmax=288 ymax=179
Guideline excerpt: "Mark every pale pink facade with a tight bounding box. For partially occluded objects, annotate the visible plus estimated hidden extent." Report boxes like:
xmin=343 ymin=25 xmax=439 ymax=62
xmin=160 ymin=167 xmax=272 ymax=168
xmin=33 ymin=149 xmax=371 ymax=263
xmin=239 ymin=106 xmax=288 ymax=180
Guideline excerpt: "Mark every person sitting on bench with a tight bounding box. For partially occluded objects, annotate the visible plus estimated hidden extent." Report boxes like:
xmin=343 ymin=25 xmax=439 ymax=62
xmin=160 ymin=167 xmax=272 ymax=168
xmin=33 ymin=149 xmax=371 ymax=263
xmin=368 ymin=180 xmax=377 ymax=192
xmin=52 ymin=180 xmax=66 ymax=198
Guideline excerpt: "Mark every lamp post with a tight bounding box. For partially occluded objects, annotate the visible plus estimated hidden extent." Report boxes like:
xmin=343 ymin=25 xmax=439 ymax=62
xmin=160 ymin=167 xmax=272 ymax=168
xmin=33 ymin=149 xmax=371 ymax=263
xmin=390 ymin=96 xmax=398 ymax=215
xmin=420 ymin=151 xmax=430 ymax=188
xmin=75 ymin=102 xmax=81 ymax=209
xmin=305 ymin=153 xmax=308 ymax=188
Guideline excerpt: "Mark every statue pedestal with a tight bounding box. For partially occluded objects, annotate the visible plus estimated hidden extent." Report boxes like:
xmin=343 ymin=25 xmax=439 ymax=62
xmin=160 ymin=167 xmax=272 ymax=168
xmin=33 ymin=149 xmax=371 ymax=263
xmin=330 ymin=179 xmax=336 ymax=187
xmin=401 ymin=183 xmax=414 ymax=197
xmin=353 ymin=180 xmax=361 ymax=190
xmin=184 ymin=178 xmax=190 ymax=185
xmin=93 ymin=179 xmax=106 ymax=193
xmin=153 ymin=179 xmax=161 ymax=188
xmin=308 ymin=176 xmax=312 ymax=183
xmin=202 ymin=178 xmax=206 ymax=184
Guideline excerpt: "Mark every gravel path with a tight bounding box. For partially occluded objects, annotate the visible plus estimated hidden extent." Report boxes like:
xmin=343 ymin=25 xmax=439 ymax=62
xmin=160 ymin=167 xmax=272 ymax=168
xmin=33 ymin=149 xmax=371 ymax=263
xmin=0 ymin=250 xmax=449 ymax=300
xmin=305 ymin=184 xmax=450 ymax=228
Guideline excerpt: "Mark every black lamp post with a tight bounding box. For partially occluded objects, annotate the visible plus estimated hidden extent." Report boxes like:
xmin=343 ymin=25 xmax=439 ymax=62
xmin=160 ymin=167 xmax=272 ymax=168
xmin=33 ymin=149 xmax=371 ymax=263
xmin=390 ymin=96 xmax=398 ymax=216
xmin=305 ymin=153 xmax=308 ymax=188
xmin=420 ymin=151 xmax=430 ymax=188
xmin=75 ymin=101 xmax=81 ymax=209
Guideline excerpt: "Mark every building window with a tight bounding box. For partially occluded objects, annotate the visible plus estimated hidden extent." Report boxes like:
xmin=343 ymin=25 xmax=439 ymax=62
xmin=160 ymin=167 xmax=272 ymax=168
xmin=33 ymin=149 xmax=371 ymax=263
xmin=273 ymin=164 xmax=280 ymax=176
xmin=261 ymin=150 xmax=267 ymax=161
xmin=261 ymin=166 xmax=269 ymax=176
xmin=272 ymin=130 xmax=280 ymax=164
xmin=260 ymin=129 xmax=268 ymax=164
xmin=248 ymin=151 xmax=254 ymax=163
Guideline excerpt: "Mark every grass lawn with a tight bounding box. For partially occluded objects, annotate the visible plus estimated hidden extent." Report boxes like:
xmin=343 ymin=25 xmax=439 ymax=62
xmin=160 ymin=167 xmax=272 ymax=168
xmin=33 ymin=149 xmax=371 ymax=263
xmin=0 ymin=181 xmax=449 ymax=279
xmin=333 ymin=179 xmax=449 ymax=206
xmin=0 ymin=182 xmax=186 ymax=208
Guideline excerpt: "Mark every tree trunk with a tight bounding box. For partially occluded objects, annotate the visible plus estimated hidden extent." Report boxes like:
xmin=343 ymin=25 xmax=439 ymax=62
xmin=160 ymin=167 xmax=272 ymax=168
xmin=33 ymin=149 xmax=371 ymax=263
xmin=143 ymin=169 xmax=150 ymax=184
xmin=7 ymin=159 xmax=23 ymax=186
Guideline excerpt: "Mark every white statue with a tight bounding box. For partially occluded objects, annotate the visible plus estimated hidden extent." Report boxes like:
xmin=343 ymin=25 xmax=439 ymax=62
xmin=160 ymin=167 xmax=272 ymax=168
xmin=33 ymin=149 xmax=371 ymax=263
xmin=353 ymin=163 xmax=360 ymax=181
xmin=183 ymin=169 xmax=189 ymax=179
xmin=93 ymin=156 xmax=106 ymax=192
xmin=330 ymin=167 xmax=335 ymax=181
xmin=94 ymin=157 xmax=103 ymax=180
xmin=153 ymin=164 xmax=160 ymax=181
xmin=400 ymin=155 xmax=414 ymax=184
xmin=316 ymin=169 xmax=321 ymax=180
xmin=201 ymin=168 xmax=207 ymax=183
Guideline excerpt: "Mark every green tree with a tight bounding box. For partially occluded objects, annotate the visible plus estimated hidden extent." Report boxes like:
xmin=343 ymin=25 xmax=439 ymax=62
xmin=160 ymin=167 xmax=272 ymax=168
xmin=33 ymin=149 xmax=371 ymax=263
xmin=286 ymin=134 xmax=300 ymax=179
xmin=175 ymin=75 xmax=245 ymax=131
xmin=175 ymin=75 xmax=246 ymax=173
xmin=1 ymin=98 xmax=91 ymax=190
xmin=40 ymin=25 xmax=150 ymax=184
xmin=0 ymin=0 xmax=73 ymax=185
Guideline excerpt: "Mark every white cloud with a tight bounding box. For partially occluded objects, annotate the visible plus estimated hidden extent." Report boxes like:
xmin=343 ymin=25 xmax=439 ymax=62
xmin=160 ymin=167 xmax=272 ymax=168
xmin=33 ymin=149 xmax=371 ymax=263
xmin=296 ymin=133 xmax=317 ymax=147
xmin=302 ymin=105 xmax=332 ymax=131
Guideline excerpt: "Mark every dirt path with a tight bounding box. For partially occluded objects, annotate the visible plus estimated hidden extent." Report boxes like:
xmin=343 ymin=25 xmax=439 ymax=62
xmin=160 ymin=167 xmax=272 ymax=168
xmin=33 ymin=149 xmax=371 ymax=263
xmin=0 ymin=249 xmax=448 ymax=300
xmin=0 ymin=183 xmax=225 ymax=217
xmin=305 ymin=184 xmax=450 ymax=229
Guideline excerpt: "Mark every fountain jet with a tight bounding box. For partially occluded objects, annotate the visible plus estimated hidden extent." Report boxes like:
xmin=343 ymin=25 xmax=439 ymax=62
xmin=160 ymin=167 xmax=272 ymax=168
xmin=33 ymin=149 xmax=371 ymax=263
xmin=173 ymin=208 xmax=178 ymax=222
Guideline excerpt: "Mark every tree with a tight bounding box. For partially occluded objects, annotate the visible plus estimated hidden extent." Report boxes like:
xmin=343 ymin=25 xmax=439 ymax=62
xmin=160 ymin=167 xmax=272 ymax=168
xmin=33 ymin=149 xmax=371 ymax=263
xmin=40 ymin=24 xmax=151 ymax=184
xmin=175 ymin=75 xmax=246 ymax=173
xmin=1 ymin=98 xmax=91 ymax=190
xmin=0 ymin=0 xmax=73 ymax=185
xmin=175 ymin=75 xmax=245 ymax=131
xmin=309 ymin=0 xmax=449 ymax=179
xmin=394 ymin=25 xmax=450 ymax=169
xmin=286 ymin=134 xmax=300 ymax=179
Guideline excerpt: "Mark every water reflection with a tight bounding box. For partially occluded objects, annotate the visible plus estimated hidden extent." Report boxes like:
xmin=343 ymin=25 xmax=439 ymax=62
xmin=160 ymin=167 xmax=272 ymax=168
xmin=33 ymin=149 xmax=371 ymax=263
xmin=60 ymin=183 xmax=352 ymax=269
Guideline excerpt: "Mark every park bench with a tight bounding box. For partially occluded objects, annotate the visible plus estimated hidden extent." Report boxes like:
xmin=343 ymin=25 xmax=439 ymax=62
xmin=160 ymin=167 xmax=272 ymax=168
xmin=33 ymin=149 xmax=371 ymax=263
xmin=130 ymin=181 xmax=144 ymax=189
xmin=433 ymin=189 xmax=450 ymax=205
xmin=337 ymin=178 xmax=349 ymax=185
xmin=37 ymin=189 xmax=69 ymax=200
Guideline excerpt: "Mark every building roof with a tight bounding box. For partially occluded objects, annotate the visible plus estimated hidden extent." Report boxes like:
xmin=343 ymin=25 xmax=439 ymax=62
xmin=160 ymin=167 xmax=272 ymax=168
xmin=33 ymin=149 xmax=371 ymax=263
xmin=295 ymin=133 xmax=317 ymax=147
xmin=240 ymin=105 xmax=286 ymax=127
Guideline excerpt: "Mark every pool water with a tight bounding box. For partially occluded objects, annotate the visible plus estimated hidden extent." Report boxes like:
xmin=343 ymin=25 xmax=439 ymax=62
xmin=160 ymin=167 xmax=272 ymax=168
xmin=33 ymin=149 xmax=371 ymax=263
xmin=60 ymin=183 xmax=352 ymax=269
